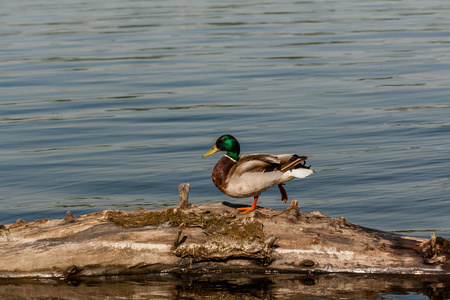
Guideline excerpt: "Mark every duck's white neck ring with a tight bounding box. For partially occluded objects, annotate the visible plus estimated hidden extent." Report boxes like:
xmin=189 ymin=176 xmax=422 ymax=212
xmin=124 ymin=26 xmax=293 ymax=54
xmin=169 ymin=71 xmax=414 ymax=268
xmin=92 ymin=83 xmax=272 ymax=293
xmin=224 ymin=154 xmax=237 ymax=162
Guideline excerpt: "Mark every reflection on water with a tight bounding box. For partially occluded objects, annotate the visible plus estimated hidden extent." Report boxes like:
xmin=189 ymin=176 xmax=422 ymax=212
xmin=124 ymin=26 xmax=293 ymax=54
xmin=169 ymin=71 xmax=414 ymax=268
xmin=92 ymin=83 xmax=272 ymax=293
xmin=1 ymin=274 xmax=449 ymax=300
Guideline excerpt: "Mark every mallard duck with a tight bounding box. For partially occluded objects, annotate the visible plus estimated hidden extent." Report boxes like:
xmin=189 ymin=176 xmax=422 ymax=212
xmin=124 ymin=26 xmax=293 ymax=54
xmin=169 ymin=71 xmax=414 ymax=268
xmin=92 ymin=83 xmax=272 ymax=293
xmin=202 ymin=134 xmax=314 ymax=214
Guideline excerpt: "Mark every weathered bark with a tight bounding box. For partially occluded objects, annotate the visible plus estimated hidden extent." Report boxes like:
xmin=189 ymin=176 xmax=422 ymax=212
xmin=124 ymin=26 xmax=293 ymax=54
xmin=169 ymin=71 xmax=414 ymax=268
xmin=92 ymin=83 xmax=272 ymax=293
xmin=0 ymin=185 xmax=449 ymax=279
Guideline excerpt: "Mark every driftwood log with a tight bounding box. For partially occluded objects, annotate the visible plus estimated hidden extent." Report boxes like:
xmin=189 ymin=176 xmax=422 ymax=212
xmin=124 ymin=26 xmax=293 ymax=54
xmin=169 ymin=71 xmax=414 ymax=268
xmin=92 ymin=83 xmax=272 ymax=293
xmin=1 ymin=184 xmax=449 ymax=280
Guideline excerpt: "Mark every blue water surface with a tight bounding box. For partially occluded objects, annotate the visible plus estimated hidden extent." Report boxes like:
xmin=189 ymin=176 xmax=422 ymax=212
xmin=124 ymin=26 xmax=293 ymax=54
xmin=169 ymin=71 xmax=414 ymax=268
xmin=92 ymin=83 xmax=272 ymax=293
xmin=1 ymin=0 xmax=449 ymax=238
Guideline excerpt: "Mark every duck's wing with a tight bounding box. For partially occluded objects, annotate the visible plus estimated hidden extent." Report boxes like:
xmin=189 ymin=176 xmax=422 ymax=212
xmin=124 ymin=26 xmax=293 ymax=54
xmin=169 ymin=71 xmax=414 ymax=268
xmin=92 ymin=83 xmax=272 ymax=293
xmin=276 ymin=154 xmax=308 ymax=172
xmin=277 ymin=154 xmax=314 ymax=179
xmin=232 ymin=154 xmax=281 ymax=176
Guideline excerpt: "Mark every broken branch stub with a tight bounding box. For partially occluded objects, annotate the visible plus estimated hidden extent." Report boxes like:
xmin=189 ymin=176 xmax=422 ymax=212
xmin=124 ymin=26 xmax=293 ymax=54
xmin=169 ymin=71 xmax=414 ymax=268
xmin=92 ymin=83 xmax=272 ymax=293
xmin=177 ymin=183 xmax=190 ymax=209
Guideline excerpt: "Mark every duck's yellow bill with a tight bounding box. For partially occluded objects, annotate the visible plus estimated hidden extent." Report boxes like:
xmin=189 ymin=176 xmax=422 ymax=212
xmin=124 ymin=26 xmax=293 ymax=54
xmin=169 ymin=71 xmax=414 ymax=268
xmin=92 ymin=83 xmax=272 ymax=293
xmin=202 ymin=145 xmax=220 ymax=158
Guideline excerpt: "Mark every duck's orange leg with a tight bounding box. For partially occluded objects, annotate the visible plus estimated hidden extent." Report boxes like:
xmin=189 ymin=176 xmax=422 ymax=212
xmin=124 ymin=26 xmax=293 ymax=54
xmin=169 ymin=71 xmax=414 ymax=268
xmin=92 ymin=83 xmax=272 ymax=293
xmin=237 ymin=196 xmax=259 ymax=214
xmin=278 ymin=183 xmax=288 ymax=203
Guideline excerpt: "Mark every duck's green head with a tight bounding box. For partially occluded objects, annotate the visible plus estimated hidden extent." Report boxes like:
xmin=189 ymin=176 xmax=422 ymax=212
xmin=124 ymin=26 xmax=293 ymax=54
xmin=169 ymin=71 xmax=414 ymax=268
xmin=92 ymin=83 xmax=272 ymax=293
xmin=202 ymin=134 xmax=240 ymax=161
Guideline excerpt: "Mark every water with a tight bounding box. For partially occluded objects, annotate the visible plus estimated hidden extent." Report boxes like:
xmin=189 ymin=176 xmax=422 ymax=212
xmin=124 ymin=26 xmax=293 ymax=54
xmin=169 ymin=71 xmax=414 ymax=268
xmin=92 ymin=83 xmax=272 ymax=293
xmin=1 ymin=274 xmax=449 ymax=300
xmin=1 ymin=0 xmax=450 ymax=298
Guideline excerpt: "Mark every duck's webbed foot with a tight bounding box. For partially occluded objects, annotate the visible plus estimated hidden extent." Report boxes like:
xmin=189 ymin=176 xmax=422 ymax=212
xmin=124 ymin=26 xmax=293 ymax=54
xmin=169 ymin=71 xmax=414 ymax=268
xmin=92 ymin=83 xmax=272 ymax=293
xmin=278 ymin=183 xmax=288 ymax=203
xmin=237 ymin=196 xmax=259 ymax=214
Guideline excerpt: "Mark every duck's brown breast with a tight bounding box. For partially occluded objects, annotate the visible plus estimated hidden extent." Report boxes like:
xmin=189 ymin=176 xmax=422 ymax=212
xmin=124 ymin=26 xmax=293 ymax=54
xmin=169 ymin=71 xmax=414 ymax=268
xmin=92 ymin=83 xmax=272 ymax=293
xmin=212 ymin=155 xmax=236 ymax=194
